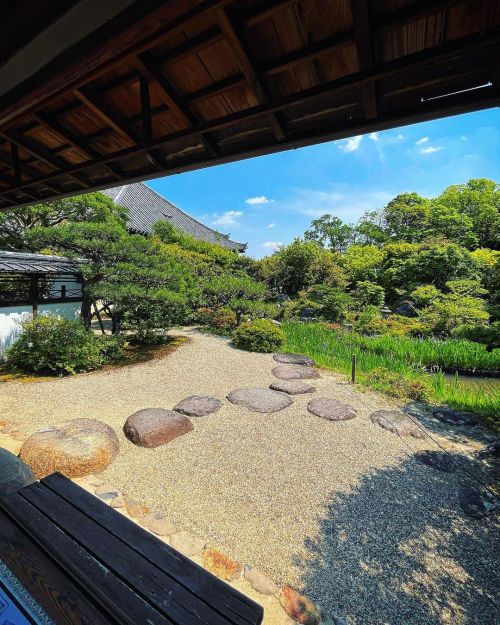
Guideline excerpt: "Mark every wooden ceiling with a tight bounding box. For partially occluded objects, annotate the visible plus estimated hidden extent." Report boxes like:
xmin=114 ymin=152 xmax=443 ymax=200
xmin=0 ymin=0 xmax=499 ymax=209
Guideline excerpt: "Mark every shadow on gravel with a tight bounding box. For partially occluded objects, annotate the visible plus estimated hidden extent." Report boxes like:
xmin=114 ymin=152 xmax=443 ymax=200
xmin=296 ymin=454 xmax=499 ymax=625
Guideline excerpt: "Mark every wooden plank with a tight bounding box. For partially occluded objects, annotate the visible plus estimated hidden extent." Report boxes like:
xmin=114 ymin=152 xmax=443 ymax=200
xmin=43 ymin=473 xmax=263 ymax=625
xmin=351 ymin=0 xmax=378 ymax=119
xmin=0 ymin=509 xmax=114 ymax=625
xmin=22 ymin=480 xmax=256 ymax=625
xmin=0 ymin=491 xmax=168 ymax=625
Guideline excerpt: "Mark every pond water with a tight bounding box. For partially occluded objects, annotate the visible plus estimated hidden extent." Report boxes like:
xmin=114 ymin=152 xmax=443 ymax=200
xmin=441 ymin=372 xmax=500 ymax=390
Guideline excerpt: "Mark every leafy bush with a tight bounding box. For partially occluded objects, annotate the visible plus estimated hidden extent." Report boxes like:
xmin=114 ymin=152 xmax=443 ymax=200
xmin=99 ymin=334 xmax=126 ymax=360
xmin=306 ymin=285 xmax=352 ymax=322
xmin=350 ymin=281 xmax=385 ymax=310
xmin=230 ymin=299 xmax=278 ymax=323
xmin=196 ymin=306 xmax=238 ymax=331
xmin=232 ymin=319 xmax=284 ymax=352
xmin=365 ymin=367 xmax=432 ymax=401
xmin=6 ymin=315 xmax=107 ymax=375
xmin=281 ymin=298 xmax=322 ymax=320
xmin=451 ymin=321 xmax=500 ymax=345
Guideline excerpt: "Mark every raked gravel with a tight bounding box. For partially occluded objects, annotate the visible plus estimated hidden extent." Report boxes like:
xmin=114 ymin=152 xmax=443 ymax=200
xmin=2 ymin=328 xmax=498 ymax=625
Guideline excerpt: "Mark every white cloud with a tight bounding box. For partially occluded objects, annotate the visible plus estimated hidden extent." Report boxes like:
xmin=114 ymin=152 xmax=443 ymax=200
xmin=419 ymin=145 xmax=442 ymax=154
xmin=415 ymin=137 xmax=429 ymax=145
xmin=338 ymin=135 xmax=363 ymax=153
xmin=245 ymin=196 xmax=272 ymax=205
xmin=211 ymin=210 xmax=243 ymax=226
xmin=267 ymin=222 xmax=275 ymax=228
xmin=396 ymin=133 xmax=405 ymax=140
xmin=368 ymin=132 xmax=379 ymax=141
xmin=262 ymin=241 xmax=282 ymax=251
xmin=461 ymin=135 xmax=467 ymax=140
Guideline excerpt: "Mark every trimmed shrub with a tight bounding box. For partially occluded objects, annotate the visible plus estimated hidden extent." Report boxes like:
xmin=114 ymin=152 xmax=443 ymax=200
xmin=365 ymin=367 xmax=431 ymax=401
xmin=99 ymin=334 xmax=126 ymax=361
xmin=6 ymin=315 xmax=107 ymax=375
xmin=232 ymin=319 xmax=284 ymax=352
xmin=194 ymin=306 xmax=237 ymax=330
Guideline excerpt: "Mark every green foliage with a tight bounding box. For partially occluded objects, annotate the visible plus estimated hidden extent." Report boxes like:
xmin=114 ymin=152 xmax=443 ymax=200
xmin=199 ymin=274 xmax=266 ymax=309
xmin=350 ymin=280 xmax=385 ymax=310
xmin=304 ymin=214 xmax=354 ymax=252
xmin=342 ymin=244 xmax=385 ymax=282
xmin=257 ymin=239 xmax=347 ymax=295
xmin=5 ymin=315 xmax=108 ymax=375
xmin=411 ymin=284 xmax=441 ymax=308
xmin=0 ymin=192 xmax=127 ymax=251
xmin=195 ymin=307 xmax=237 ymax=331
xmin=421 ymin=294 xmax=489 ymax=335
xmin=282 ymin=298 xmax=322 ymax=321
xmin=232 ymin=319 xmax=284 ymax=352
xmin=451 ymin=321 xmax=500 ymax=345
xmin=365 ymin=367 xmax=432 ymax=401
xmin=305 ymin=284 xmax=352 ymax=322
xmin=382 ymin=192 xmax=430 ymax=243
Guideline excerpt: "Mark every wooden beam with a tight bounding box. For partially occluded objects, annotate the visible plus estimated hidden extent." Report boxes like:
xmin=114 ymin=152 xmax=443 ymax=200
xmin=139 ymin=76 xmax=153 ymax=144
xmin=243 ymin=0 xmax=300 ymax=28
xmin=351 ymin=0 xmax=378 ymax=119
xmin=374 ymin=0 xmax=467 ymax=34
xmin=135 ymin=53 xmax=219 ymax=158
xmin=216 ymin=7 xmax=286 ymax=141
xmin=74 ymin=88 xmax=139 ymax=144
xmin=1 ymin=130 xmax=91 ymax=189
xmin=10 ymin=142 xmax=20 ymax=185
xmin=1 ymin=31 xmax=499 ymax=198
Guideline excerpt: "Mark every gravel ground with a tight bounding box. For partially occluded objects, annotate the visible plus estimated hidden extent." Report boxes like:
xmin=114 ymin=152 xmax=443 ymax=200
xmin=2 ymin=328 xmax=498 ymax=625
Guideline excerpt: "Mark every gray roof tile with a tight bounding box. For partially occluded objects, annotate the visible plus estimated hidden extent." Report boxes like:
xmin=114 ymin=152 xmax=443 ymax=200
xmin=102 ymin=182 xmax=246 ymax=252
xmin=0 ymin=250 xmax=79 ymax=274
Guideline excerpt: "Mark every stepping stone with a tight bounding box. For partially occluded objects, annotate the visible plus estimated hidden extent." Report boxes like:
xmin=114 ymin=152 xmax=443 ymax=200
xmin=272 ymin=364 xmax=320 ymax=380
xmin=432 ymin=408 xmax=478 ymax=426
xmin=202 ymin=548 xmax=243 ymax=581
xmin=123 ymin=408 xmax=193 ymax=448
xmin=414 ymin=450 xmax=456 ymax=473
xmin=170 ymin=531 xmax=206 ymax=557
xmin=458 ymin=486 xmax=499 ymax=518
xmin=274 ymin=352 xmax=315 ymax=366
xmin=244 ymin=565 xmax=278 ymax=595
xmin=227 ymin=388 xmax=293 ymax=413
xmin=173 ymin=395 xmax=222 ymax=417
xmin=307 ymin=397 xmax=356 ymax=421
xmin=20 ymin=418 xmax=120 ymax=479
xmin=371 ymin=410 xmax=426 ymax=439
xmin=270 ymin=379 xmax=316 ymax=395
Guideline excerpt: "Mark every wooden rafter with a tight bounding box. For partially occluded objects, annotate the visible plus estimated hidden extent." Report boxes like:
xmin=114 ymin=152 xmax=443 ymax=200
xmin=215 ymin=7 xmax=286 ymax=141
xmin=351 ymin=0 xmax=378 ymax=119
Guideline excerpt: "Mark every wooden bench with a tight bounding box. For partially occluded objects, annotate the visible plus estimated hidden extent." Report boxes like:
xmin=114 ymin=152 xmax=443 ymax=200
xmin=0 ymin=472 xmax=264 ymax=625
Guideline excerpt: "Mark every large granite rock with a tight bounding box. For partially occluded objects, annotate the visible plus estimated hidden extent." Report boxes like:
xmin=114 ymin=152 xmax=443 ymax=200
xmin=124 ymin=408 xmax=193 ymax=448
xmin=307 ymin=398 xmax=356 ymax=421
xmin=270 ymin=379 xmax=316 ymax=395
xmin=0 ymin=448 xmax=35 ymax=493
xmin=227 ymin=388 xmax=293 ymax=413
xmin=272 ymin=364 xmax=320 ymax=380
xmin=394 ymin=300 xmax=419 ymax=317
xmin=20 ymin=418 xmax=119 ymax=479
xmin=173 ymin=395 xmax=222 ymax=417
xmin=371 ymin=410 xmax=426 ymax=439
xmin=273 ymin=352 xmax=315 ymax=366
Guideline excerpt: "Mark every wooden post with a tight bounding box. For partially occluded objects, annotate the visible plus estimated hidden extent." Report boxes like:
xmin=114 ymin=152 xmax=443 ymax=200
xmin=29 ymin=274 xmax=39 ymax=318
xmin=351 ymin=354 xmax=356 ymax=384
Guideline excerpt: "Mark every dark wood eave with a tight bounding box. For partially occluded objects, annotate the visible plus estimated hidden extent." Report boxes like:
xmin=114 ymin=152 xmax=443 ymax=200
xmin=0 ymin=0 xmax=498 ymax=210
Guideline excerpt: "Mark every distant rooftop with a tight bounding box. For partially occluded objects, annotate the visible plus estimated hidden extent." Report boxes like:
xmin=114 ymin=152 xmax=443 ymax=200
xmin=0 ymin=250 xmax=79 ymax=274
xmin=102 ymin=183 xmax=246 ymax=253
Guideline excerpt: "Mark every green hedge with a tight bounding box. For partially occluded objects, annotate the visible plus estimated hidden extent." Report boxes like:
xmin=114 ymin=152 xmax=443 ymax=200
xmin=232 ymin=319 xmax=284 ymax=353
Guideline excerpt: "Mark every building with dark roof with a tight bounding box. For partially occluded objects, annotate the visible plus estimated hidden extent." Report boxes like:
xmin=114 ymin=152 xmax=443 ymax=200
xmin=102 ymin=183 xmax=246 ymax=253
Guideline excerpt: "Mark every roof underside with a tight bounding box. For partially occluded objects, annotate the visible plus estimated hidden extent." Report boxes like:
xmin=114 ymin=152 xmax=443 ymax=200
xmin=0 ymin=0 xmax=499 ymax=210
xmin=103 ymin=182 xmax=246 ymax=251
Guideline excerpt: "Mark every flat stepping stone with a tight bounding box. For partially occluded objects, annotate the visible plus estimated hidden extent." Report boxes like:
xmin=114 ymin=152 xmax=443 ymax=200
xmin=227 ymin=388 xmax=293 ymax=413
xmin=273 ymin=352 xmax=315 ymax=366
xmin=414 ymin=450 xmax=456 ymax=473
xmin=173 ymin=395 xmax=222 ymax=417
xmin=270 ymin=380 xmax=316 ymax=395
xmin=432 ymin=408 xmax=478 ymax=426
xmin=458 ymin=487 xmax=498 ymax=518
xmin=307 ymin=397 xmax=356 ymax=421
xmin=272 ymin=364 xmax=320 ymax=380
xmin=123 ymin=408 xmax=193 ymax=448
xmin=371 ymin=410 xmax=426 ymax=439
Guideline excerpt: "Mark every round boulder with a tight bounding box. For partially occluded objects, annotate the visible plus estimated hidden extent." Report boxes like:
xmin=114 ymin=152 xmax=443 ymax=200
xmin=371 ymin=410 xmax=426 ymax=439
xmin=272 ymin=364 xmax=320 ymax=380
xmin=273 ymin=352 xmax=315 ymax=366
xmin=227 ymin=388 xmax=293 ymax=413
xmin=432 ymin=408 xmax=478 ymax=427
xmin=270 ymin=380 xmax=316 ymax=395
xmin=307 ymin=397 xmax=356 ymax=421
xmin=20 ymin=418 xmax=119 ymax=479
xmin=124 ymin=408 xmax=193 ymax=448
xmin=0 ymin=448 xmax=35 ymax=494
xmin=173 ymin=395 xmax=222 ymax=417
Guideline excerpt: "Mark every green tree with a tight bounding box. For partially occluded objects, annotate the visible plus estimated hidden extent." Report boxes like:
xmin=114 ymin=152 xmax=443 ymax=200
xmin=426 ymin=202 xmax=477 ymax=248
xmin=0 ymin=193 xmax=127 ymax=250
xmin=437 ymin=178 xmax=500 ymax=249
xmin=304 ymin=214 xmax=354 ymax=252
xmin=382 ymin=193 xmax=430 ymax=242
xmin=421 ymin=294 xmax=489 ymax=335
xmin=411 ymin=284 xmax=441 ymax=308
xmin=343 ymin=244 xmax=385 ymax=282
xmin=350 ymin=281 xmax=385 ymax=310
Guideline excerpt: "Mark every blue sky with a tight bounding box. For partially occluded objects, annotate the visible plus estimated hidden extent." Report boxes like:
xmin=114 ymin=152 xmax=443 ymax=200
xmin=147 ymin=108 xmax=500 ymax=258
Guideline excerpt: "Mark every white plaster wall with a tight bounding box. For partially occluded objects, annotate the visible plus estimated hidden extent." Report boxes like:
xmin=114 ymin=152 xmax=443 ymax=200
xmin=0 ymin=302 xmax=82 ymax=357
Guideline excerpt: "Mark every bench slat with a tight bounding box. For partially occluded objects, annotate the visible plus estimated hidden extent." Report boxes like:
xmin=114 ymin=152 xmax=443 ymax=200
xmin=0 ymin=491 xmax=169 ymax=625
xmin=42 ymin=473 xmax=261 ymax=625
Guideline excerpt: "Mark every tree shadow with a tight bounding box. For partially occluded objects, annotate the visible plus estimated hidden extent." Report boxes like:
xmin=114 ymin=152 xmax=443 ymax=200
xmin=295 ymin=453 xmax=499 ymax=625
